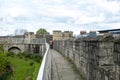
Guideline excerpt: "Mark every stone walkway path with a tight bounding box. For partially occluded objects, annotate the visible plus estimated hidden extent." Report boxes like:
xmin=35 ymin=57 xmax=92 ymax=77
xmin=50 ymin=49 xmax=81 ymax=80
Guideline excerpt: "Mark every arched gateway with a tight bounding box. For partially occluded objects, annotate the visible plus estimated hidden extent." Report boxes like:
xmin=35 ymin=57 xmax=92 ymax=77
xmin=8 ymin=47 xmax=21 ymax=54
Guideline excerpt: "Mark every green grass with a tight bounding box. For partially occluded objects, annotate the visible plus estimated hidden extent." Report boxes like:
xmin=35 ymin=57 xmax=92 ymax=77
xmin=7 ymin=56 xmax=41 ymax=80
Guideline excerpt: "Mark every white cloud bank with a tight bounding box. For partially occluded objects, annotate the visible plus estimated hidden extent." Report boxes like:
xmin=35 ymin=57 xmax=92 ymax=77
xmin=0 ymin=0 xmax=120 ymax=36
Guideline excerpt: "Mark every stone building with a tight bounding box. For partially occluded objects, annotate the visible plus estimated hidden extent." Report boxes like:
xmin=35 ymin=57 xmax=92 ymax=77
xmin=80 ymin=30 xmax=87 ymax=35
xmin=35 ymin=34 xmax=53 ymax=43
xmin=53 ymin=30 xmax=73 ymax=40
xmin=53 ymin=30 xmax=62 ymax=40
xmin=63 ymin=31 xmax=73 ymax=40
xmin=24 ymin=32 xmax=35 ymax=38
xmin=98 ymin=29 xmax=120 ymax=37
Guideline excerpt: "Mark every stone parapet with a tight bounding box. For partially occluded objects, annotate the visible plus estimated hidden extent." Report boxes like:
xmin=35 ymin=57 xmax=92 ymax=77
xmin=54 ymin=36 xmax=120 ymax=80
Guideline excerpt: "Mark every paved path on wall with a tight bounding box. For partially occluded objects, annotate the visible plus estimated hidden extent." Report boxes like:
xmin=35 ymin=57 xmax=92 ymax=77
xmin=50 ymin=49 xmax=81 ymax=80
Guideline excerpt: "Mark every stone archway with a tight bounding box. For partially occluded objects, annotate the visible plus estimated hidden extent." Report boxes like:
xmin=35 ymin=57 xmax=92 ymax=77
xmin=8 ymin=47 xmax=21 ymax=54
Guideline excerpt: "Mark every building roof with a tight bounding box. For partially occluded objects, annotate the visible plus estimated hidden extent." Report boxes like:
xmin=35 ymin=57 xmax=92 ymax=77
xmin=98 ymin=29 xmax=120 ymax=33
xmin=53 ymin=30 xmax=61 ymax=32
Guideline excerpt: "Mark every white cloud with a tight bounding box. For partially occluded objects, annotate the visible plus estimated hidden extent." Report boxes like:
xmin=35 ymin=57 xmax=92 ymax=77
xmin=0 ymin=0 xmax=120 ymax=36
xmin=95 ymin=0 xmax=120 ymax=14
xmin=100 ymin=23 xmax=120 ymax=29
xmin=75 ymin=13 xmax=105 ymax=24
xmin=7 ymin=7 xmax=29 ymax=17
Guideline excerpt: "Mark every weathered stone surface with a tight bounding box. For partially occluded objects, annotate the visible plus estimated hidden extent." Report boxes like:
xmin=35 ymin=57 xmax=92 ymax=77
xmin=54 ymin=36 xmax=120 ymax=80
xmin=0 ymin=37 xmax=46 ymax=55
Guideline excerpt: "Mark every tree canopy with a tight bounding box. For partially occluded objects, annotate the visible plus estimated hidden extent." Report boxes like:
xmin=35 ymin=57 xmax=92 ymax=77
xmin=0 ymin=42 xmax=8 ymax=79
xmin=36 ymin=28 xmax=47 ymax=35
xmin=14 ymin=29 xmax=28 ymax=35
xmin=0 ymin=41 xmax=14 ymax=80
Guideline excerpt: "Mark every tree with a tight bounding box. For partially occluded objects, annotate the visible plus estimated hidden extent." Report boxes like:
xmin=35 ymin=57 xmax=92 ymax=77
xmin=36 ymin=28 xmax=47 ymax=35
xmin=0 ymin=53 xmax=7 ymax=73
xmin=0 ymin=42 xmax=8 ymax=79
xmin=14 ymin=29 xmax=28 ymax=35
xmin=0 ymin=41 xmax=14 ymax=80
xmin=0 ymin=41 xmax=7 ymax=54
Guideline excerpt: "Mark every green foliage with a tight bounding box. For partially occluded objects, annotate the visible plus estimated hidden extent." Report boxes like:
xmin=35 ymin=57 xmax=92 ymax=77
xmin=0 ymin=43 xmax=42 ymax=80
xmin=7 ymin=56 xmax=41 ymax=80
xmin=0 ymin=41 xmax=7 ymax=54
xmin=0 ymin=43 xmax=8 ymax=78
xmin=17 ymin=52 xmax=42 ymax=63
xmin=0 ymin=41 xmax=42 ymax=80
xmin=0 ymin=41 xmax=14 ymax=80
xmin=0 ymin=54 xmax=7 ymax=72
xmin=36 ymin=28 xmax=47 ymax=35
xmin=6 ymin=52 xmax=15 ymax=57
xmin=34 ymin=55 xmax=42 ymax=63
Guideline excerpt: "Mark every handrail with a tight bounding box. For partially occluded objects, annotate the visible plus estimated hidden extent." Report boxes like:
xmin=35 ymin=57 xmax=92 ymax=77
xmin=37 ymin=43 xmax=51 ymax=80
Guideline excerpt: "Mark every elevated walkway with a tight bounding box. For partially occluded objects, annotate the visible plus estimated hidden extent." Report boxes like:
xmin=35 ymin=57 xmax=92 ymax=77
xmin=50 ymin=49 xmax=80 ymax=80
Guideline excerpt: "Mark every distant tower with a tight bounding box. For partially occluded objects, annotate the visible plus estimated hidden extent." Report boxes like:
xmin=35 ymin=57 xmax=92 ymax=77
xmin=80 ymin=30 xmax=87 ymax=35
xmin=63 ymin=31 xmax=73 ymax=40
xmin=24 ymin=32 xmax=35 ymax=38
xmin=53 ymin=30 xmax=62 ymax=40
xmin=53 ymin=30 xmax=73 ymax=40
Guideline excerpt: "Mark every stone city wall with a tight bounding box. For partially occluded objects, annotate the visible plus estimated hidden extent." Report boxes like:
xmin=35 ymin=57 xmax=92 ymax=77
xmin=0 ymin=37 xmax=46 ymax=55
xmin=53 ymin=35 xmax=120 ymax=80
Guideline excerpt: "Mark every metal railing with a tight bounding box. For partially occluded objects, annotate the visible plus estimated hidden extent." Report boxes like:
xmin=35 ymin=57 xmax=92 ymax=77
xmin=37 ymin=43 xmax=51 ymax=80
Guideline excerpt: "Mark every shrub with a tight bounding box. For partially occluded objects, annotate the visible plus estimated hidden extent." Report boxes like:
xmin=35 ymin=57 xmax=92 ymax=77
xmin=25 ymin=58 xmax=28 ymax=61
xmin=5 ymin=64 xmax=14 ymax=79
xmin=16 ymin=52 xmax=42 ymax=63
xmin=6 ymin=52 xmax=15 ymax=57
xmin=30 ymin=62 xmax=34 ymax=66
xmin=34 ymin=55 xmax=42 ymax=63
xmin=0 ymin=41 xmax=14 ymax=80
xmin=0 ymin=54 xmax=14 ymax=80
xmin=0 ymin=53 xmax=8 ymax=73
xmin=25 ymin=75 xmax=33 ymax=80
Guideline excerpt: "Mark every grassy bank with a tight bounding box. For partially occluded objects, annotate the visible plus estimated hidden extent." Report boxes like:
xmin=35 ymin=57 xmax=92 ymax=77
xmin=7 ymin=56 xmax=41 ymax=80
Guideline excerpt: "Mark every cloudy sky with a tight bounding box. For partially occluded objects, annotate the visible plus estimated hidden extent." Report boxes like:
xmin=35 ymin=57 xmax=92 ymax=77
xmin=0 ymin=0 xmax=120 ymax=36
